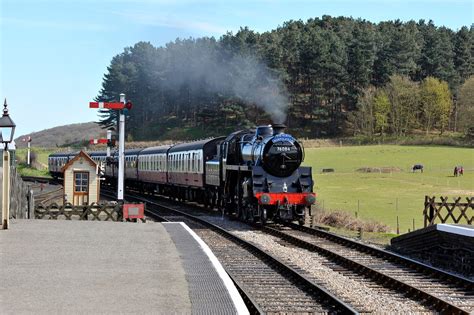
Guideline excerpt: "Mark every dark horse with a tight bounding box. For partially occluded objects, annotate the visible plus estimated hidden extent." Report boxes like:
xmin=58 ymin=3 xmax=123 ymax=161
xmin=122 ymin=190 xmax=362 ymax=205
xmin=412 ymin=164 xmax=424 ymax=173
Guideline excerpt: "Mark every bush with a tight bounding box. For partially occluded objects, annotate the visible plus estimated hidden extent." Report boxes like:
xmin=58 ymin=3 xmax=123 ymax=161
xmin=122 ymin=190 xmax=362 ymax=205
xmin=312 ymin=207 xmax=390 ymax=233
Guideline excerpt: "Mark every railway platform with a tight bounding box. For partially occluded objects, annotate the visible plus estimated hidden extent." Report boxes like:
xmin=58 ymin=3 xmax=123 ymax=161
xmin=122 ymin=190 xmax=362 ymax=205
xmin=391 ymin=224 xmax=474 ymax=278
xmin=0 ymin=220 xmax=248 ymax=314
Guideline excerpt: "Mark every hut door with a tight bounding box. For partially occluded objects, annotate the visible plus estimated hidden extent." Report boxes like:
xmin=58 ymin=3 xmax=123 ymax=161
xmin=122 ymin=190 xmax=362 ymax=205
xmin=73 ymin=171 xmax=89 ymax=205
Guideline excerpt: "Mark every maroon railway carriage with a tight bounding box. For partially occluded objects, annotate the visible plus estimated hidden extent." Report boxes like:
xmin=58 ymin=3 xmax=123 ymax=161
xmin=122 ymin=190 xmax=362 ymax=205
xmin=136 ymin=145 xmax=170 ymax=193
xmin=167 ymin=137 xmax=225 ymax=202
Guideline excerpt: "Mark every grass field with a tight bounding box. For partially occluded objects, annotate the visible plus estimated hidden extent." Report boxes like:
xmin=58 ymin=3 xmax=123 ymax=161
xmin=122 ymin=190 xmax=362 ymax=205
xmin=304 ymin=145 xmax=473 ymax=233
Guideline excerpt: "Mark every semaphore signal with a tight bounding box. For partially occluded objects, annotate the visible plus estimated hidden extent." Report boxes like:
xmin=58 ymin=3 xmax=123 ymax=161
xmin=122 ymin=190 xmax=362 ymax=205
xmin=89 ymin=101 xmax=133 ymax=110
xmin=89 ymin=139 xmax=108 ymax=145
xmin=88 ymin=94 xmax=131 ymax=202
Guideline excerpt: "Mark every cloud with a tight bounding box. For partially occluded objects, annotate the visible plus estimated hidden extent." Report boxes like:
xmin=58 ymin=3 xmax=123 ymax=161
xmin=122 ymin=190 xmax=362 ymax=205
xmin=0 ymin=17 xmax=112 ymax=32
xmin=114 ymin=11 xmax=233 ymax=35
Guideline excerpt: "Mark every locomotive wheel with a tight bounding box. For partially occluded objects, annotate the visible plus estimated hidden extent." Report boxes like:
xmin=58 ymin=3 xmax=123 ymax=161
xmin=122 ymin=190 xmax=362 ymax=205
xmin=239 ymin=205 xmax=247 ymax=221
xmin=260 ymin=207 xmax=267 ymax=226
xmin=211 ymin=192 xmax=217 ymax=210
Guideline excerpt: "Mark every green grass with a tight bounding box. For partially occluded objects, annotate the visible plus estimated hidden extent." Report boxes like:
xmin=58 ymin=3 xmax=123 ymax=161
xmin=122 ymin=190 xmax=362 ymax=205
xmin=16 ymin=147 xmax=55 ymax=167
xmin=304 ymin=145 xmax=474 ymax=233
xmin=16 ymin=164 xmax=51 ymax=177
xmin=15 ymin=147 xmax=55 ymax=177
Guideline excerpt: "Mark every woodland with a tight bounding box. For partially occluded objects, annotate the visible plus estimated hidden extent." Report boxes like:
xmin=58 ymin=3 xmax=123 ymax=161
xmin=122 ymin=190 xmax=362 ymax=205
xmin=96 ymin=16 xmax=473 ymax=140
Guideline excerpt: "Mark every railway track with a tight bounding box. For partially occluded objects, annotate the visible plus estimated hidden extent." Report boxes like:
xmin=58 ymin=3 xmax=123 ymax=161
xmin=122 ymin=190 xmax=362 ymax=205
xmin=21 ymin=176 xmax=63 ymax=206
xmin=102 ymin=190 xmax=357 ymax=314
xmin=262 ymin=223 xmax=474 ymax=314
xmin=33 ymin=187 xmax=64 ymax=205
xmin=21 ymin=175 xmax=59 ymax=185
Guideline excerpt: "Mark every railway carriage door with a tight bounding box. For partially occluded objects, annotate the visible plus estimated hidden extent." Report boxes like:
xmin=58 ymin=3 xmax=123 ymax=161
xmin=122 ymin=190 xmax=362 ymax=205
xmin=73 ymin=171 xmax=89 ymax=205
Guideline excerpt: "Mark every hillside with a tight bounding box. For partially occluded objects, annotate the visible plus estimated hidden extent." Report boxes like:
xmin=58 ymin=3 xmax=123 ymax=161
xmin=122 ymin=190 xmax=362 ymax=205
xmin=15 ymin=122 xmax=106 ymax=148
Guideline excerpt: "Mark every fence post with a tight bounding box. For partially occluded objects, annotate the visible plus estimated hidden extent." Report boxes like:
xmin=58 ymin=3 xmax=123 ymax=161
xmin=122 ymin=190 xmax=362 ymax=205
xmin=424 ymin=195 xmax=429 ymax=227
xmin=429 ymin=196 xmax=435 ymax=226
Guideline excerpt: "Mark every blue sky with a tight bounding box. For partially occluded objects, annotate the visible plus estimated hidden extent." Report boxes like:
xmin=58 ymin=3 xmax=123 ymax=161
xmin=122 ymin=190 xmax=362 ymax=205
xmin=0 ymin=0 xmax=472 ymax=138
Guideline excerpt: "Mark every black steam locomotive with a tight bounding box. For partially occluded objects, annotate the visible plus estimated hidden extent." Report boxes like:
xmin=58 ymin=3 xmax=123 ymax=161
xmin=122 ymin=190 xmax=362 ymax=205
xmin=48 ymin=124 xmax=315 ymax=224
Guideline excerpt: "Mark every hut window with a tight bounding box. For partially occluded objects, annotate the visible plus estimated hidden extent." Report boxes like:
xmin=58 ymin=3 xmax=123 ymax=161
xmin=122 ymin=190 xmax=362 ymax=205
xmin=74 ymin=172 xmax=89 ymax=193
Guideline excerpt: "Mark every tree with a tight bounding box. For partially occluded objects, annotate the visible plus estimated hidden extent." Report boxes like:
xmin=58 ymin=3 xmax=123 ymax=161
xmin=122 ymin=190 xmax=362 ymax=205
xmin=419 ymin=77 xmax=452 ymax=134
xmin=349 ymin=86 xmax=376 ymax=137
xmin=385 ymin=75 xmax=419 ymax=136
xmin=454 ymin=26 xmax=473 ymax=84
xmin=418 ymin=22 xmax=457 ymax=87
xmin=347 ymin=22 xmax=376 ymax=110
xmin=373 ymin=91 xmax=390 ymax=136
xmin=457 ymin=76 xmax=474 ymax=133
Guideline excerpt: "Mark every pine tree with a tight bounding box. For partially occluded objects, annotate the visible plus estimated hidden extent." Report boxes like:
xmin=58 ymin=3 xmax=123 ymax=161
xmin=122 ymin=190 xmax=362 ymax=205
xmin=454 ymin=26 xmax=473 ymax=84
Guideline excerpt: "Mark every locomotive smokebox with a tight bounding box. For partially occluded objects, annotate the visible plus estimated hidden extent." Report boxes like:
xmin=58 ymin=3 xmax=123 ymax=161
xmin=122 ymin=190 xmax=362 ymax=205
xmin=272 ymin=124 xmax=286 ymax=135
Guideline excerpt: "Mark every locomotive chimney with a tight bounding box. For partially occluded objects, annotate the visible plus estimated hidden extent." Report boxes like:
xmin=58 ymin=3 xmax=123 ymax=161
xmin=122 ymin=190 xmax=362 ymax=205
xmin=272 ymin=123 xmax=286 ymax=135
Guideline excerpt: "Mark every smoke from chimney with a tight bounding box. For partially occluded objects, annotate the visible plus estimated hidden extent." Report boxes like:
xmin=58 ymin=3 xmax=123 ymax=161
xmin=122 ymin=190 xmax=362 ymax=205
xmin=164 ymin=45 xmax=288 ymax=123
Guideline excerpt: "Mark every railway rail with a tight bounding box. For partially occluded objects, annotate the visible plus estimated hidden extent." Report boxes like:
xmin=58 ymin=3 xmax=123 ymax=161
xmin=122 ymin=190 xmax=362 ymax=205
xmin=101 ymin=189 xmax=357 ymax=314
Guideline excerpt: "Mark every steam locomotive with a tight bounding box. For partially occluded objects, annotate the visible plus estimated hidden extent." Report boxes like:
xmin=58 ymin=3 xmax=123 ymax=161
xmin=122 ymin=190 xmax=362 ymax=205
xmin=48 ymin=124 xmax=315 ymax=224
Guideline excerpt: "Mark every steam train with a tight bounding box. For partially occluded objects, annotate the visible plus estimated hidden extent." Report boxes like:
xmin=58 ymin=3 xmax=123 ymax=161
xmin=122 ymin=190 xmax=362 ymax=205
xmin=49 ymin=124 xmax=316 ymax=224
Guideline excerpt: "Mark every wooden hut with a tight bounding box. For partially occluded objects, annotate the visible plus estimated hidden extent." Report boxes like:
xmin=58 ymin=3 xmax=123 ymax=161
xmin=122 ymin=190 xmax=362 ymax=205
xmin=61 ymin=151 xmax=99 ymax=205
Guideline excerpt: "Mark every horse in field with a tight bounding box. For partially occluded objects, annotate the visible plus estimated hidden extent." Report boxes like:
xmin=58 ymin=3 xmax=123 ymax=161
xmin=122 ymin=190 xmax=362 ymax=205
xmin=412 ymin=164 xmax=423 ymax=173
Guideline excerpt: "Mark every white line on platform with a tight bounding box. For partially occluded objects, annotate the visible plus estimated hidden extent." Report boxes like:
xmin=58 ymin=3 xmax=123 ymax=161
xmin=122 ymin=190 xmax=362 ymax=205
xmin=164 ymin=222 xmax=249 ymax=315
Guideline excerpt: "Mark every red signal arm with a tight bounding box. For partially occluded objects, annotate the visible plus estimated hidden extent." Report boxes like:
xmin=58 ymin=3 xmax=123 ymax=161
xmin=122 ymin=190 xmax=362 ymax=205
xmin=89 ymin=102 xmax=125 ymax=110
xmin=89 ymin=139 xmax=108 ymax=145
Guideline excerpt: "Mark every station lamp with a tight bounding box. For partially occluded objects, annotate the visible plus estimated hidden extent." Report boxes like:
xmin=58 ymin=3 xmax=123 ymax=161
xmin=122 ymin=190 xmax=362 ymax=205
xmin=0 ymin=99 xmax=16 ymax=149
xmin=1 ymin=98 xmax=15 ymax=229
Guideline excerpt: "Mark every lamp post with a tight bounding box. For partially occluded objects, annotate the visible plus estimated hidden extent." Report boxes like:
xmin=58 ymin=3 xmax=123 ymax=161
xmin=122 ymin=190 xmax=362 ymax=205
xmin=0 ymin=99 xmax=16 ymax=229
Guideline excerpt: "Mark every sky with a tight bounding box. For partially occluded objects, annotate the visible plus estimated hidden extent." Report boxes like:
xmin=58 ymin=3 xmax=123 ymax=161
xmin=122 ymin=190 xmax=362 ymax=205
xmin=0 ymin=0 xmax=472 ymax=138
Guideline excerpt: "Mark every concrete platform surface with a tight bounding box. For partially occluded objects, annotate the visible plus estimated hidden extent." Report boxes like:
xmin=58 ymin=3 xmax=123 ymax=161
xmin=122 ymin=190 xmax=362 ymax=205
xmin=0 ymin=220 xmax=247 ymax=314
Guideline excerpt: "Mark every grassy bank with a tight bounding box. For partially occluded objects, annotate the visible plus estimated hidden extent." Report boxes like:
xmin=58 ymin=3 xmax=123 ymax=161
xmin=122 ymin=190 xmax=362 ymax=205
xmin=304 ymin=145 xmax=473 ymax=233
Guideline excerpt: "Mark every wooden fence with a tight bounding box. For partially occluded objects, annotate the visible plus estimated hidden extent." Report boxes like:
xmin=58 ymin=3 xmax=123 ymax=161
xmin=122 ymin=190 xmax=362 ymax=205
xmin=424 ymin=196 xmax=473 ymax=227
xmin=0 ymin=166 xmax=34 ymax=221
xmin=35 ymin=202 xmax=122 ymax=221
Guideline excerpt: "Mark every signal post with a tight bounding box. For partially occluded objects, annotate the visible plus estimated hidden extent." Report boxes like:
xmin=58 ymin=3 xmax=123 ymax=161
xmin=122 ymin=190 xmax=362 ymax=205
xmin=89 ymin=94 xmax=132 ymax=202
